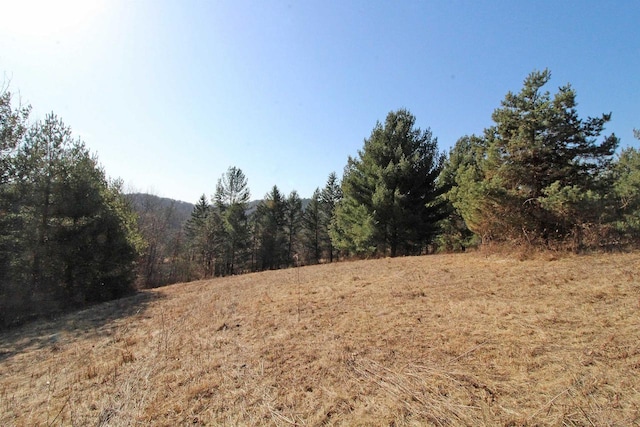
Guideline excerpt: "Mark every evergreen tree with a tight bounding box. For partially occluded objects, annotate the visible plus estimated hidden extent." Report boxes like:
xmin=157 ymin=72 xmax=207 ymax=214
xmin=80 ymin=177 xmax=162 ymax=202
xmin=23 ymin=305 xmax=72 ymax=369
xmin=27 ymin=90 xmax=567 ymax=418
xmin=302 ymin=188 xmax=323 ymax=264
xmin=436 ymin=136 xmax=481 ymax=251
xmin=0 ymin=90 xmax=30 ymax=185
xmin=214 ymin=167 xmax=250 ymax=275
xmin=253 ymin=185 xmax=287 ymax=270
xmin=184 ymin=195 xmax=213 ymax=278
xmin=16 ymin=114 xmax=75 ymax=295
xmin=81 ymin=178 xmax=142 ymax=302
xmin=285 ymin=190 xmax=303 ymax=264
xmin=1 ymin=110 xmax=140 ymax=325
xmin=320 ymin=172 xmax=342 ymax=261
xmin=185 ymin=195 xmax=211 ymax=241
xmin=611 ymin=147 xmax=640 ymax=240
xmin=330 ymin=195 xmax=376 ymax=256
xmin=214 ymin=166 xmax=250 ymax=207
xmin=0 ymin=90 xmax=31 ymax=324
xmin=452 ymin=70 xmax=619 ymax=247
xmin=332 ymin=109 xmax=446 ymax=257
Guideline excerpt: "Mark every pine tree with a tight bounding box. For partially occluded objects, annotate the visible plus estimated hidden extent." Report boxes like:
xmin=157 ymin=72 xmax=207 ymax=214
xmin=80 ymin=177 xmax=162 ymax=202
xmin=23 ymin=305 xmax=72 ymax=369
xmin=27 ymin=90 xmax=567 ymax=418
xmin=452 ymin=70 xmax=619 ymax=247
xmin=184 ymin=195 xmax=212 ymax=278
xmin=284 ymin=190 xmax=303 ymax=264
xmin=302 ymin=189 xmax=323 ymax=264
xmin=0 ymin=90 xmax=31 ymax=325
xmin=214 ymin=166 xmax=250 ymax=206
xmin=330 ymin=195 xmax=376 ymax=256
xmin=320 ymin=172 xmax=342 ymax=261
xmin=17 ymin=114 xmax=75 ymax=295
xmin=214 ymin=167 xmax=251 ymax=275
xmin=253 ymin=185 xmax=287 ymax=270
xmin=332 ymin=109 xmax=446 ymax=257
xmin=1 ymin=110 xmax=140 ymax=324
xmin=437 ymin=136 xmax=482 ymax=251
xmin=0 ymin=90 xmax=30 ymax=185
xmin=611 ymin=147 xmax=640 ymax=240
xmin=185 ymin=195 xmax=210 ymax=241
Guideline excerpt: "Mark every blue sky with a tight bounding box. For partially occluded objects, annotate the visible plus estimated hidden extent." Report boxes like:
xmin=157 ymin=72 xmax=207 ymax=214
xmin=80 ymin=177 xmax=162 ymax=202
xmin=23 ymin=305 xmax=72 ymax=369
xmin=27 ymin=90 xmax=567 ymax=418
xmin=1 ymin=1 xmax=638 ymax=203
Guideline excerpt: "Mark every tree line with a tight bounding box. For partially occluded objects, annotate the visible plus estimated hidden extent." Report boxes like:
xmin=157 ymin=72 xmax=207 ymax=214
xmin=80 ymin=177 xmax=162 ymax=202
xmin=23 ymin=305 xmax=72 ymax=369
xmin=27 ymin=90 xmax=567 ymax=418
xmin=2 ymin=69 xmax=639 ymax=324
xmin=164 ymin=69 xmax=638 ymax=283
xmin=168 ymin=170 xmax=343 ymax=281
xmin=128 ymin=169 xmax=344 ymax=286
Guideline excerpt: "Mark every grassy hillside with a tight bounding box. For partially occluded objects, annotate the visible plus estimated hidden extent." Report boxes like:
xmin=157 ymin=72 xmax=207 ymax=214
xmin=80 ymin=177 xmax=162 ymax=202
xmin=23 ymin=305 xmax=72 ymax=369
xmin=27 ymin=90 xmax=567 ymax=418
xmin=1 ymin=252 xmax=639 ymax=426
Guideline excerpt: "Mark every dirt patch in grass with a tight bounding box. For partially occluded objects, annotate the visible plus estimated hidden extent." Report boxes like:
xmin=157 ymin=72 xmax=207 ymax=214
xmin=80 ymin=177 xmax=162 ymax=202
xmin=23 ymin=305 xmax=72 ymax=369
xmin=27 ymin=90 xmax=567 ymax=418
xmin=1 ymin=251 xmax=639 ymax=425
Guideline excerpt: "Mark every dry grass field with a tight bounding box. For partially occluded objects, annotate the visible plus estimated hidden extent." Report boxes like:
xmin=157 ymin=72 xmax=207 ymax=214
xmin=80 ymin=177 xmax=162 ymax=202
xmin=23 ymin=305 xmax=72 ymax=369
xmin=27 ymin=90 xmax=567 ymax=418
xmin=1 ymin=251 xmax=639 ymax=426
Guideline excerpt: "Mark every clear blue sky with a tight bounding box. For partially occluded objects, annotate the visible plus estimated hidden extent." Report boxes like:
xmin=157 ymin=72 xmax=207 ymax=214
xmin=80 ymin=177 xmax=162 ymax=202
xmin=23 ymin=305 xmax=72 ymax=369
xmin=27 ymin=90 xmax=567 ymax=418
xmin=1 ymin=0 xmax=638 ymax=203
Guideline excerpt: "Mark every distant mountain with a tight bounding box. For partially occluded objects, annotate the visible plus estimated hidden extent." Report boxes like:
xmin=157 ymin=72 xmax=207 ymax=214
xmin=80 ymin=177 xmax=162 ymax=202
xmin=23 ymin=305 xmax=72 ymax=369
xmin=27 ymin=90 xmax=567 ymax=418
xmin=125 ymin=193 xmax=312 ymax=231
xmin=126 ymin=193 xmax=194 ymax=211
xmin=125 ymin=193 xmax=194 ymax=231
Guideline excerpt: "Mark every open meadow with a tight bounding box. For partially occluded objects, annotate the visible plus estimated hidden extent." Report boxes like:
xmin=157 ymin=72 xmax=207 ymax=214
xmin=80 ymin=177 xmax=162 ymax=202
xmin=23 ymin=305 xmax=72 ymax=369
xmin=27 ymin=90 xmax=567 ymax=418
xmin=1 ymin=251 xmax=639 ymax=426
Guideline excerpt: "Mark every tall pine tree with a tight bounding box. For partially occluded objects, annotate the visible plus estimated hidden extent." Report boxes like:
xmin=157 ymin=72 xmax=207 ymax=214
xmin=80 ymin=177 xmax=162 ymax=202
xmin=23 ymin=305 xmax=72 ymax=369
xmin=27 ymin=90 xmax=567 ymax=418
xmin=321 ymin=172 xmax=342 ymax=261
xmin=184 ymin=195 xmax=214 ymax=278
xmin=302 ymin=188 xmax=323 ymax=264
xmin=284 ymin=190 xmax=303 ymax=265
xmin=214 ymin=167 xmax=251 ymax=275
xmin=332 ymin=109 xmax=446 ymax=257
xmin=253 ymin=186 xmax=287 ymax=270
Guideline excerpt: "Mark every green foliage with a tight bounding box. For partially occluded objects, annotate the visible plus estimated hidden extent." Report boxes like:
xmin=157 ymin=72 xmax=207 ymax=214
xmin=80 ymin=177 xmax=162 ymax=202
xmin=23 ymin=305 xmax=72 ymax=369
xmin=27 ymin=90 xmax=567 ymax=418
xmin=611 ymin=147 xmax=640 ymax=237
xmin=215 ymin=167 xmax=251 ymax=275
xmin=0 ymin=90 xmax=30 ymax=184
xmin=82 ymin=179 xmax=142 ymax=302
xmin=301 ymin=174 xmax=343 ymax=264
xmin=0 ymin=89 xmax=32 ymax=324
xmin=0 ymin=104 xmax=140 ymax=326
xmin=330 ymin=196 xmax=376 ymax=256
xmin=183 ymin=194 xmax=216 ymax=278
xmin=253 ymin=185 xmax=288 ymax=270
xmin=320 ymin=172 xmax=342 ymax=261
xmin=185 ymin=195 xmax=211 ymax=242
xmin=302 ymin=188 xmax=323 ymax=263
xmin=215 ymin=166 xmax=250 ymax=207
xmin=434 ymin=214 xmax=480 ymax=252
xmin=437 ymin=136 xmax=482 ymax=251
xmin=450 ymin=70 xmax=619 ymax=247
xmin=182 ymin=167 xmax=252 ymax=279
xmin=332 ymin=109 xmax=446 ymax=257
xmin=285 ymin=190 xmax=303 ymax=263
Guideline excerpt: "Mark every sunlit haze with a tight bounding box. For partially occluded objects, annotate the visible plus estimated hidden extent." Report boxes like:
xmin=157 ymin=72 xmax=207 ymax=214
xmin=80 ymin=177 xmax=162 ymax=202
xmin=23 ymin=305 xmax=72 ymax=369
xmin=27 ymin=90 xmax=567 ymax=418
xmin=1 ymin=1 xmax=638 ymax=203
xmin=3 ymin=0 xmax=106 ymax=40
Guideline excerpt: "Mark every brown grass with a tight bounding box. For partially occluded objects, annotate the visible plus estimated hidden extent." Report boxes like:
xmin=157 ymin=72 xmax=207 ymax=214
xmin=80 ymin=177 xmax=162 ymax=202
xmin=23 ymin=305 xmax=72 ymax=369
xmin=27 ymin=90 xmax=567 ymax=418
xmin=1 ymin=251 xmax=639 ymax=426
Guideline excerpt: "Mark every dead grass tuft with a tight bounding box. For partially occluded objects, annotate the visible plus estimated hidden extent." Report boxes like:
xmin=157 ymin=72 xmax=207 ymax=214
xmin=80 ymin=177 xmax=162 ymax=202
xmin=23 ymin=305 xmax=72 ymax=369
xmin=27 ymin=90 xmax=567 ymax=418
xmin=1 ymin=251 xmax=640 ymax=425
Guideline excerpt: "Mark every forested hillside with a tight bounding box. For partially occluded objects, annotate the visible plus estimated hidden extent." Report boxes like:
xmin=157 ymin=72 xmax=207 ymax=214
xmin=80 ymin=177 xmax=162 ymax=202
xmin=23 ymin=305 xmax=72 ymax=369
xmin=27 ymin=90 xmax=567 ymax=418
xmin=125 ymin=193 xmax=194 ymax=232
